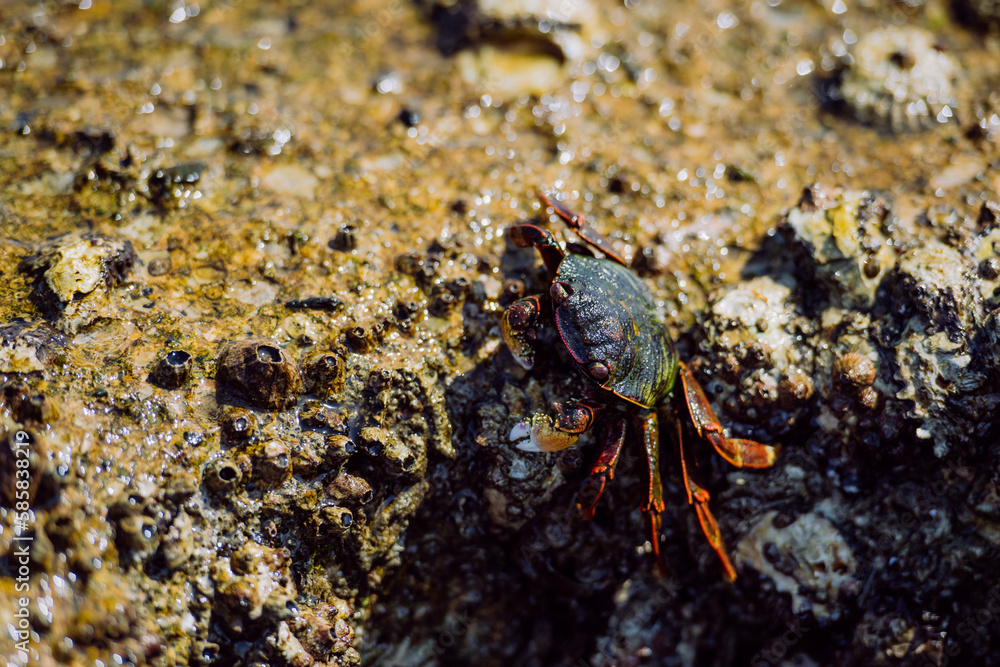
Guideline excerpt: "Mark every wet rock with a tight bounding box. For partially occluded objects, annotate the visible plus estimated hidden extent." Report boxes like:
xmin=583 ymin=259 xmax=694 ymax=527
xmin=358 ymin=425 xmax=425 ymax=476
xmin=212 ymin=542 xmax=298 ymax=635
xmin=0 ymin=429 xmax=45 ymax=506
xmin=737 ymin=508 xmax=858 ymax=621
xmin=701 ymin=275 xmax=815 ymax=436
xmin=290 ymin=600 xmax=357 ymax=661
xmin=483 ymin=448 xmax=567 ymax=530
xmin=148 ymin=349 xmax=193 ymax=389
xmin=877 ymin=240 xmax=997 ymax=457
xmin=968 ymin=94 xmax=1000 ymax=144
xmin=0 ymin=381 xmax=60 ymax=425
xmin=363 ymin=365 xmax=455 ymax=459
xmin=853 ymin=608 xmax=943 ymax=663
xmin=158 ymin=510 xmax=195 ymax=570
xmin=60 ymin=127 xmax=117 ymax=158
xmin=0 ymin=320 xmax=68 ymax=373
xmin=264 ymin=621 xmax=314 ymax=667
xmin=147 ymin=162 xmax=205 ymax=208
xmin=972 ymin=215 xmax=1000 ymax=308
xmin=585 ymin=577 xmax=681 ymax=666
xmin=783 ymin=185 xmax=896 ymax=309
xmin=351 ymin=479 xmax=429 ymax=578
xmin=164 ymin=471 xmax=199 ymax=503
xmin=17 ymin=233 xmax=136 ymax=331
xmin=69 ymin=142 xmax=144 ymax=218
xmin=6 ymin=1 xmax=1000 ymax=664
xmin=769 ymin=185 xmax=1000 ymax=456
xmin=837 ymin=27 xmax=960 ymax=132
xmin=424 ymin=0 xmax=608 ymax=95
xmin=70 ymin=568 xmax=143 ymax=645
xmin=216 ymin=338 xmax=302 ymax=411
xmin=27 ymin=524 xmax=56 ymax=573
xmin=953 ymin=0 xmax=1000 ymax=27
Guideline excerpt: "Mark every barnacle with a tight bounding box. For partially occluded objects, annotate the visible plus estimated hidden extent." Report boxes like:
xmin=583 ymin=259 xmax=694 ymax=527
xmin=839 ymin=27 xmax=960 ymax=132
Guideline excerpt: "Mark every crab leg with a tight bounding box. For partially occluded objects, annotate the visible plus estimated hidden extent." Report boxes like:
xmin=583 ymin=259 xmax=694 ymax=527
xmin=537 ymin=192 xmax=629 ymax=267
xmin=676 ymin=416 xmax=738 ymax=582
xmin=510 ymin=400 xmax=603 ymax=453
xmin=636 ymin=409 xmax=668 ymax=578
xmin=577 ymin=413 xmax=627 ymax=520
xmin=678 ymin=362 xmax=778 ymax=469
xmin=508 ymin=224 xmax=563 ymax=274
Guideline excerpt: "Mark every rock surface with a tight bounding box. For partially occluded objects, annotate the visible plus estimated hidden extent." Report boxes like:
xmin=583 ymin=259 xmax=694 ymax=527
xmin=1 ymin=0 xmax=999 ymax=666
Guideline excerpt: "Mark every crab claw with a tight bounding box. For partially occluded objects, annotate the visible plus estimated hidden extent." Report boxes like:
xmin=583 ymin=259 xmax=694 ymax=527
xmin=502 ymin=296 xmax=543 ymax=370
xmin=510 ymin=414 xmax=580 ymax=452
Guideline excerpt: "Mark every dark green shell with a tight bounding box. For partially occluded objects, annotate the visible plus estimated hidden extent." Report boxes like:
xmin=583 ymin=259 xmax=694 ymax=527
xmin=553 ymin=254 xmax=678 ymax=408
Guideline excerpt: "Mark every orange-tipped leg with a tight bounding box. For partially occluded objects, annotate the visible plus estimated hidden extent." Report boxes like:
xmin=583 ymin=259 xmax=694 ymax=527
xmin=676 ymin=416 xmax=737 ymax=582
xmin=691 ymin=486 xmax=737 ymax=582
xmin=645 ymin=509 xmax=667 ymax=579
xmin=678 ymin=362 xmax=779 ymax=469
xmin=636 ymin=409 xmax=668 ymax=578
xmin=577 ymin=415 xmax=626 ymax=520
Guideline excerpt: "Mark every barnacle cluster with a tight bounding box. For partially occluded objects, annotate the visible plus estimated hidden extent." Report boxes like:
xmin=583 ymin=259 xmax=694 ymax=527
xmin=419 ymin=0 xmax=609 ymax=95
xmin=701 ymin=275 xmax=816 ymax=437
xmin=778 ymin=186 xmax=1000 ymax=457
xmin=838 ymin=27 xmax=960 ymax=132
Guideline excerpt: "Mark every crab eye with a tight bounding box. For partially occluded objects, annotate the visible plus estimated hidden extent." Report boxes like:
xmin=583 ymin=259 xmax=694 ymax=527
xmin=588 ymin=361 xmax=610 ymax=380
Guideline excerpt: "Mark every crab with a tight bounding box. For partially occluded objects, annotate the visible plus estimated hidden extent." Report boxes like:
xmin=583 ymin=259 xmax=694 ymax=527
xmin=503 ymin=192 xmax=778 ymax=581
